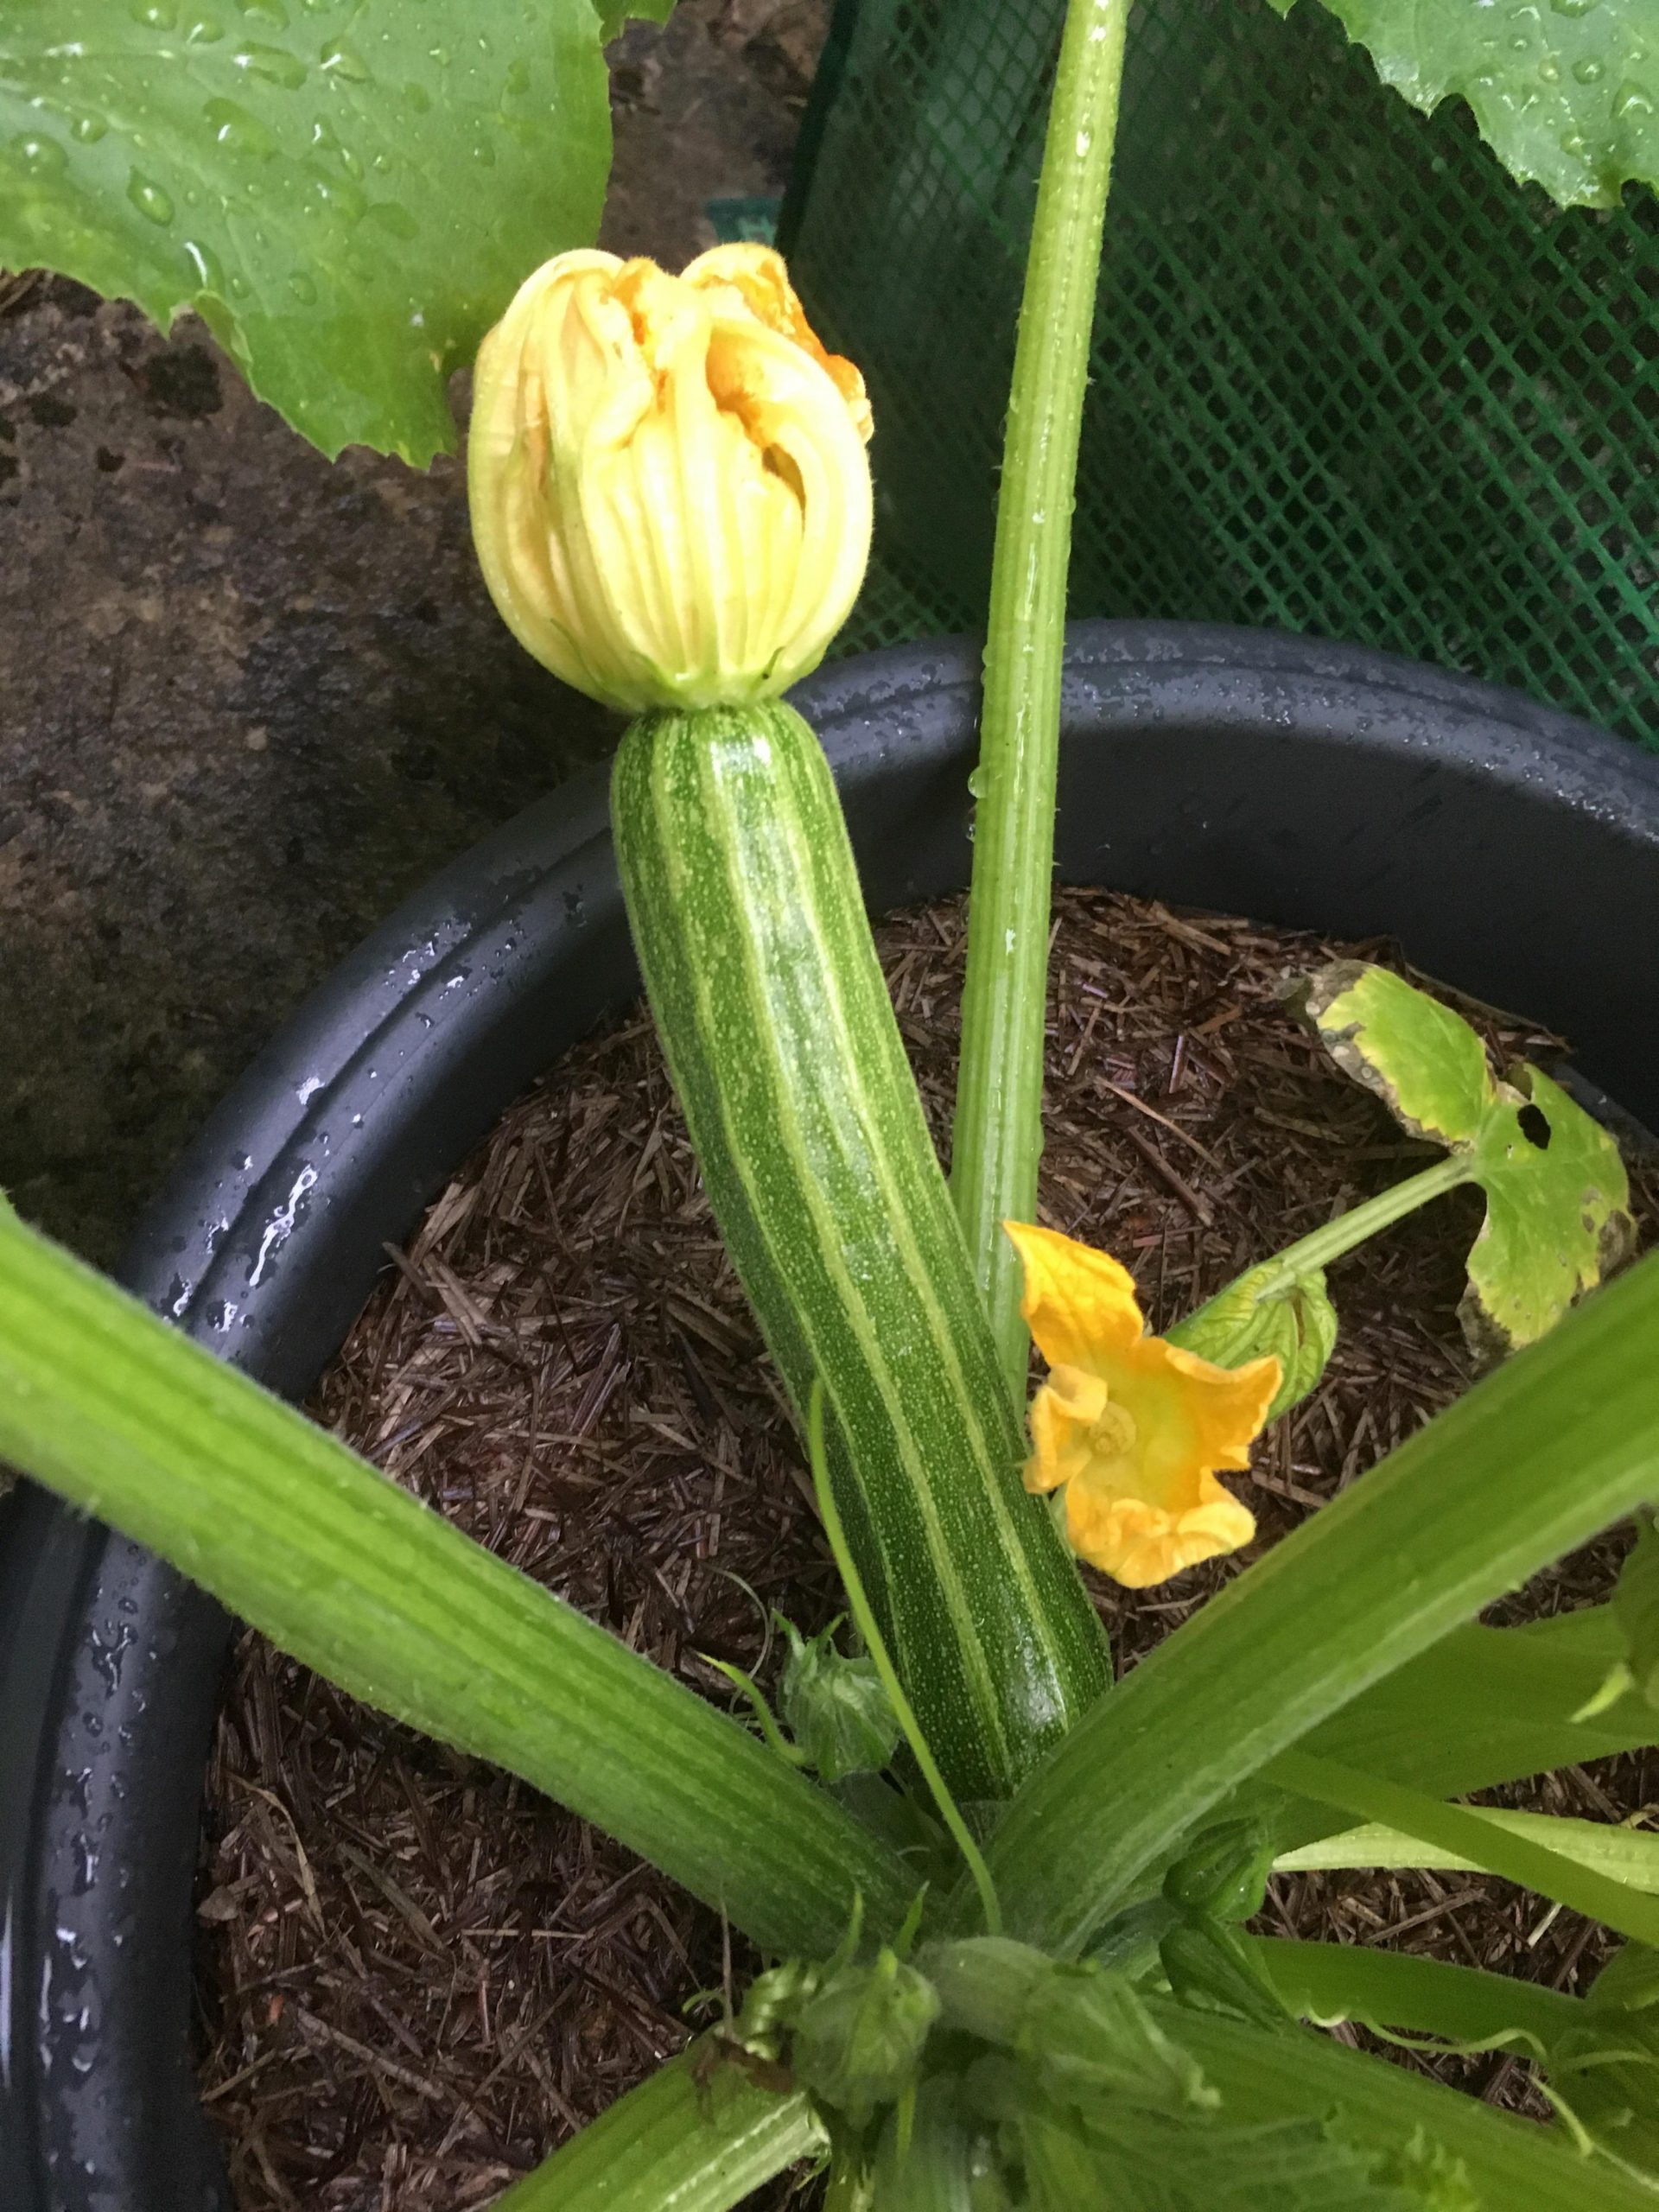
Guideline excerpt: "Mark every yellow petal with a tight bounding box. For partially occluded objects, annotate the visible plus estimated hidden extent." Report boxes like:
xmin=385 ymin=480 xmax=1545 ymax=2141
xmin=1003 ymin=1219 xmax=1143 ymax=1374
xmin=468 ymin=245 xmax=872 ymax=712
xmin=1065 ymin=1473 xmax=1257 ymax=1589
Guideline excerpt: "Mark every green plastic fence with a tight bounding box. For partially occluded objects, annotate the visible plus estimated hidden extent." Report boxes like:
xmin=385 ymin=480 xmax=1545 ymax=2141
xmin=781 ymin=0 xmax=1659 ymax=747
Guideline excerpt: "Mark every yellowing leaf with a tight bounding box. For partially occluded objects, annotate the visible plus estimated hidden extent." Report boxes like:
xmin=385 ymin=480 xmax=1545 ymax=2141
xmin=1302 ymin=963 xmax=1633 ymax=1354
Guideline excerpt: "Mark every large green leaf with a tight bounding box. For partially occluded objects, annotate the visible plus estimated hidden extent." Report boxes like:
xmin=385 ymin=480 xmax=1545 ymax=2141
xmin=0 ymin=0 xmax=669 ymax=463
xmin=1274 ymin=0 xmax=1659 ymax=209
xmin=980 ymin=1250 xmax=1659 ymax=1955
xmin=1301 ymin=963 xmax=1632 ymax=1353
xmin=0 ymin=1205 xmax=911 ymax=1959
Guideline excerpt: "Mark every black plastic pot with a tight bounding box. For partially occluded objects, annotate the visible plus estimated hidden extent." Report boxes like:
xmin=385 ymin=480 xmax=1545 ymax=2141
xmin=5 ymin=621 xmax=1659 ymax=2209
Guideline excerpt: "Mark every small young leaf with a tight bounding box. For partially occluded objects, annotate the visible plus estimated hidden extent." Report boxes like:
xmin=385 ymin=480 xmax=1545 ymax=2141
xmin=1301 ymin=963 xmax=1632 ymax=1354
xmin=791 ymin=1950 xmax=942 ymax=2129
xmin=1168 ymin=1264 xmax=1338 ymax=1421
xmin=1272 ymin=0 xmax=1659 ymax=212
xmin=1159 ymin=1923 xmax=1290 ymax=2034
xmin=780 ymin=1617 xmax=904 ymax=1784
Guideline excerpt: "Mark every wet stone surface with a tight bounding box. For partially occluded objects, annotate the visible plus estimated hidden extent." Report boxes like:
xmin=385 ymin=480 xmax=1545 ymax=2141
xmin=0 ymin=0 xmax=828 ymax=1266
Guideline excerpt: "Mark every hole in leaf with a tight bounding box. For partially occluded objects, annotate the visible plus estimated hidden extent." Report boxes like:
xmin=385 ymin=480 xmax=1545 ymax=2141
xmin=1518 ymin=1102 xmax=1552 ymax=1150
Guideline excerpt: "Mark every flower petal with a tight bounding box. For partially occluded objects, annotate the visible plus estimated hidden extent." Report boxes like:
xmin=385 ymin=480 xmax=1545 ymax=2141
xmin=1003 ymin=1220 xmax=1144 ymax=1374
xmin=1065 ymin=1472 xmax=1256 ymax=1589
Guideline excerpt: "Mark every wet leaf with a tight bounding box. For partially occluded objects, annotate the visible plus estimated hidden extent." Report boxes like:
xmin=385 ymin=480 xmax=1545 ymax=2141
xmin=1272 ymin=0 xmax=1659 ymax=210
xmin=1302 ymin=963 xmax=1632 ymax=1354
xmin=0 ymin=0 xmax=668 ymax=464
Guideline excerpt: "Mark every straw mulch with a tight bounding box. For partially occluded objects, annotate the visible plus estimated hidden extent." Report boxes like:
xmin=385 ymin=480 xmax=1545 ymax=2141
xmin=194 ymin=887 xmax=1659 ymax=2209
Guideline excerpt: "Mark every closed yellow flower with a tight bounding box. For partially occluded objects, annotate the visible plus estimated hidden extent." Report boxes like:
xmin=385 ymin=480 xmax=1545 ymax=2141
xmin=1005 ymin=1222 xmax=1281 ymax=1589
xmin=468 ymin=244 xmax=873 ymax=713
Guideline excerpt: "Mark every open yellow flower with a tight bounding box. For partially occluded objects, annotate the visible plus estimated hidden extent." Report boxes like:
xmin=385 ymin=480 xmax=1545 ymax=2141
xmin=468 ymin=243 xmax=872 ymax=713
xmin=1005 ymin=1222 xmax=1281 ymax=1589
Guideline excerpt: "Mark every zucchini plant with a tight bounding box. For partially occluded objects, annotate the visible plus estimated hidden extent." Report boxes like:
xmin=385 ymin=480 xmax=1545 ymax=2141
xmin=6 ymin=0 xmax=1659 ymax=2200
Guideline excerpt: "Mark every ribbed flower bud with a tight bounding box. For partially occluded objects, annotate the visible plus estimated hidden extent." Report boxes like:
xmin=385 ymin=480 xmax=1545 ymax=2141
xmin=468 ymin=244 xmax=873 ymax=712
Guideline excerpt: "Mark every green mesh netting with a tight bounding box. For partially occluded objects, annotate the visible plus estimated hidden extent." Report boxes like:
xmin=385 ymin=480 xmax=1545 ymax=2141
xmin=781 ymin=0 xmax=1659 ymax=745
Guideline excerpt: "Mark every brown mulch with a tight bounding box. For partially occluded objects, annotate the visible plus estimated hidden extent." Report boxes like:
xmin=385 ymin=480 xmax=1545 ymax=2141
xmin=194 ymin=887 xmax=1659 ymax=2209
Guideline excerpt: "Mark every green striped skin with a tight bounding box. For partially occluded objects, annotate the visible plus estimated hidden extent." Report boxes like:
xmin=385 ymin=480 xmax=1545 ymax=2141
xmin=612 ymin=700 xmax=1109 ymax=1802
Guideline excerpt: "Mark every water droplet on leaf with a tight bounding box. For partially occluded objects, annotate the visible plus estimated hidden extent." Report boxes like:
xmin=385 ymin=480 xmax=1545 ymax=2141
xmin=16 ymin=132 xmax=68 ymax=174
xmin=1573 ymin=53 xmax=1604 ymax=79
xmin=287 ymin=269 xmax=318 ymax=302
xmin=185 ymin=15 xmax=225 ymax=41
xmin=365 ymin=199 xmax=416 ymax=238
xmin=202 ymin=95 xmax=278 ymax=157
xmin=129 ymin=0 xmax=181 ymax=27
xmin=236 ymin=0 xmax=289 ymax=23
xmin=1538 ymin=54 xmax=1561 ymax=79
xmin=182 ymin=236 xmax=226 ymax=289
xmin=234 ymin=41 xmax=308 ymax=88
xmin=1614 ymin=79 xmax=1655 ymax=117
xmin=126 ymin=169 xmax=175 ymax=224
xmin=1549 ymin=0 xmax=1598 ymax=16
xmin=319 ymin=39 xmax=370 ymax=80
xmin=69 ymin=114 xmax=108 ymax=143
xmin=504 ymin=57 xmax=531 ymax=95
xmin=404 ymin=79 xmax=431 ymax=111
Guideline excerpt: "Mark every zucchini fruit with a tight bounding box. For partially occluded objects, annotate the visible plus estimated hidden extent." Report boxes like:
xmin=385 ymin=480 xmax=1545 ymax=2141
xmin=612 ymin=700 xmax=1109 ymax=1802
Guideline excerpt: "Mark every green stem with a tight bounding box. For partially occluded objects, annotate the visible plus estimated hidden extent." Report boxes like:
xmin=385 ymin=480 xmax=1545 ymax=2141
xmin=1270 ymin=1748 xmax=1659 ymax=1952
xmin=1249 ymin=1936 xmax=1580 ymax=2050
xmin=493 ymin=2044 xmax=821 ymax=2210
xmin=807 ymin=1382 xmax=1003 ymax=1937
xmin=0 ymin=1207 xmax=912 ymax=1961
xmin=950 ymin=0 xmax=1133 ymax=1395
xmin=1244 ymin=1154 xmax=1471 ymax=1293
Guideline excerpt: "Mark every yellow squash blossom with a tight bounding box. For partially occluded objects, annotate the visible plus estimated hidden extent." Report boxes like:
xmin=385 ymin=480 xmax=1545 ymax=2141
xmin=1005 ymin=1222 xmax=1281 ymax=1589
xmin=468 ymin=243 xmax=873 ymax=714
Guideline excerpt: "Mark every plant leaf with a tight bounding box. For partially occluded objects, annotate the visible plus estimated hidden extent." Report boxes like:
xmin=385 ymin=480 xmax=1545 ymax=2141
xmin=1168 ymin=1262 xmax=1338 ymax=1421
xmin=1301 ymin=963 xmax=1632 ymax=1353
xmin=1272 ymin=0 xmax=1659 ymax=210
xmin=0 ymin=0 xmax=638 ymax=463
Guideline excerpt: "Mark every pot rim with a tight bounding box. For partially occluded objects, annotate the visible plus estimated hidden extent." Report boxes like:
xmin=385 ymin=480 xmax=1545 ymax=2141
xmin=4 ymin=618 xmax=1658 ymax=2209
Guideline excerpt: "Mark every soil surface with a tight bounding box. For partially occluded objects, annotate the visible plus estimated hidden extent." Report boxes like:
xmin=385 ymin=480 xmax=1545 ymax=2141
xmin=195 ymin=887 xmax=1659 ymax=2209
xmin=0 ymin=0 xmax=830 ymax=1267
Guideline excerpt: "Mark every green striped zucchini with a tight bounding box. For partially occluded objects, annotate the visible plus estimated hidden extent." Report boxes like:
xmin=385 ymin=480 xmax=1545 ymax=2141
xmin=612 ymin=700 xmax=1109 ymax=1802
